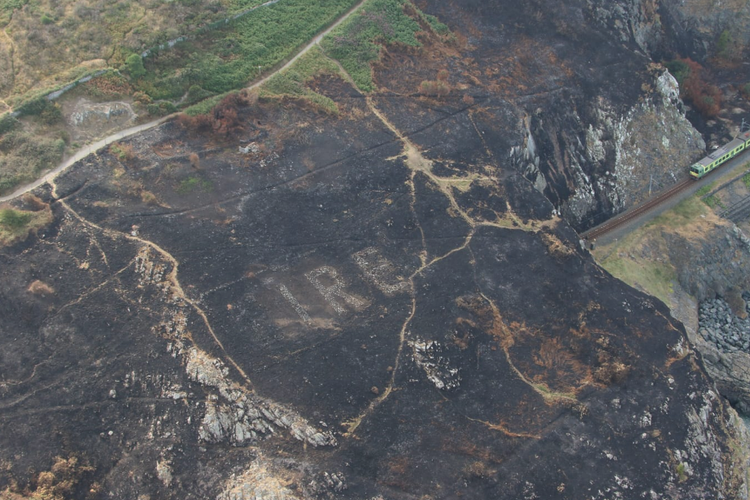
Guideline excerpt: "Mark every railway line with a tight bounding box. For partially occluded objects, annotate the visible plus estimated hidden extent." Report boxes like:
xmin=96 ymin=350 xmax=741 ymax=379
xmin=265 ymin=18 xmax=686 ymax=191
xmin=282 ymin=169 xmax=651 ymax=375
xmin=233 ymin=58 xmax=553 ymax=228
xmin=722 ymin=195 xmax=750 ymax=223
xmin=581 ymin=178 xmax=694 ymax=241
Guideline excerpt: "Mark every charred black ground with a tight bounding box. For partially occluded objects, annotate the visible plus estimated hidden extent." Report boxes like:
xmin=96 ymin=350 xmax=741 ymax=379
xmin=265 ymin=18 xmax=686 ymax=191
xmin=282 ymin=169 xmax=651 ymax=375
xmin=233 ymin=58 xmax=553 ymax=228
xmin=1 ymin=0 xmax=749 ymax=498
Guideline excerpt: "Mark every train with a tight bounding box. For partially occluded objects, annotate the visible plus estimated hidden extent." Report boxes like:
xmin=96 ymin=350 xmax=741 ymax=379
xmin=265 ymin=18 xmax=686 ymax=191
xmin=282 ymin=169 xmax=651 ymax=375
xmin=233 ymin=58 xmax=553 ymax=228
xmin=690 ymin=130 xmax=750 ymax=179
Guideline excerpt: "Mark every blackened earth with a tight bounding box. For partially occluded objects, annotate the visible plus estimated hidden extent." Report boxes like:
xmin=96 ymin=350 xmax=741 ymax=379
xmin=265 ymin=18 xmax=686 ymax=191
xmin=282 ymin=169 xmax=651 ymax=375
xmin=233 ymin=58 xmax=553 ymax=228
xmin=1 ymin=1 xmax=749 ymax=499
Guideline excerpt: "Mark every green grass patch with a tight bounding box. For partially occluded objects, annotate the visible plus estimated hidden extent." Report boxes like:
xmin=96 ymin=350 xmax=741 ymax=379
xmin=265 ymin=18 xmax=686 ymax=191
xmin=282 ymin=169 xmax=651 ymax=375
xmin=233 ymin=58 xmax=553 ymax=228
xmin=0 ymin=206 xmax=51 ymax=247
xmin=139 ymin=0 xmax=359 ymax=101
xmin=183 ymin=92 xmax=231 ymax=116
xmin=594 ymin=197 xmax=714 ymax=305
xmin=0 ymin=113 xmax=19 ymax=136
xmin=422 ymin=13 xmax=449 ymax=34
xmin=0 ymin=207 xmax=32 ymax=229
xmin=260 ymin=46 xmax=341 ymax=114
xmin=648 ymin=196 xmax=708 ymax=228
xmin=182 ymin=85 xmax=217 ymax=107
xmin=0 ymin=0 xmax=27 ymax=26
xmin=598 ymin=248 xmax=676 ymax=306
xmin=703 ymin=193 xmax=724 ymax=209
xmin=695 ymin=182 xmax=715 ymax=198
xmin=743 ymin=172 xmax=750 ymax=190
xmin=176 ymin=176 xmax=213 ymax=195
xmin=0 ymin=129 xmax=65 ymax=195
xmin=321 ymin=0 xmax=425 ymax=92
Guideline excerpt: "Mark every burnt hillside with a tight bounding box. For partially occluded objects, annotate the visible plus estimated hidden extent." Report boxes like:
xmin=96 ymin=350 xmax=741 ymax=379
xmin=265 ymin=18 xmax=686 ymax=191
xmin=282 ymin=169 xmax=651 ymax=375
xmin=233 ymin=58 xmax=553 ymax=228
xmin=1 ymin=0 xmax=749 ymax=498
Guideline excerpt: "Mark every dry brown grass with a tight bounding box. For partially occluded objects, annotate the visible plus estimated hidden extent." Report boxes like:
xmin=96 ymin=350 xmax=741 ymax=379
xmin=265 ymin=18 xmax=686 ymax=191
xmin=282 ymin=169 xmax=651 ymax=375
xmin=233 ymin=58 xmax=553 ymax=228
xmin=28 ymin=280 xmax=54 ymax=295
xmin=540 ymin=231 xmax=574 ymax=257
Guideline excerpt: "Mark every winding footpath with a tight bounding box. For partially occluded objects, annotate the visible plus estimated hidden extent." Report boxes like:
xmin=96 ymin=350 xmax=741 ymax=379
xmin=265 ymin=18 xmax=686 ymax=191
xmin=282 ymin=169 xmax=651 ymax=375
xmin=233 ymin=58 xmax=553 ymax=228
xmin=0 ymin=0 xmax=367 ymax=203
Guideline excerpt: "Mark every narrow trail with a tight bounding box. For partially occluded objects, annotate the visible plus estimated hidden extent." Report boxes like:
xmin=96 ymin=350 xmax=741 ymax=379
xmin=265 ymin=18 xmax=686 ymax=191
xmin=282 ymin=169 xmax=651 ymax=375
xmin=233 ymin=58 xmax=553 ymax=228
xmin=47 ymin=177 xmax=256 ymax=389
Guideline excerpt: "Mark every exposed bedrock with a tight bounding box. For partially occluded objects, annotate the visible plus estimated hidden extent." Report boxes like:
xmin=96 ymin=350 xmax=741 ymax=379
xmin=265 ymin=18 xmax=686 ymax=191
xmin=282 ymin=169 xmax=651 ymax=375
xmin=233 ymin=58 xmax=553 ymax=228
xmin=697 ymin=293 xmax=750 ymax=414
xmin=588 ymin=0 xmax=750 ymax=60
xmin=514 ymin=69 xmax=705 ymax=231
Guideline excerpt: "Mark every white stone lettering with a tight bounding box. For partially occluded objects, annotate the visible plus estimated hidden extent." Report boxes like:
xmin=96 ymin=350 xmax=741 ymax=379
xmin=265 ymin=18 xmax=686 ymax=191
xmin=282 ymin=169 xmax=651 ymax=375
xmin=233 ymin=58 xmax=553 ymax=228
xmin=305 ymin=266 xmax=365 ymax=314
xmin=352 ymin=247 xmax=409 ymax=295
xmin=265 ymin=279 xmax=310 ymax=323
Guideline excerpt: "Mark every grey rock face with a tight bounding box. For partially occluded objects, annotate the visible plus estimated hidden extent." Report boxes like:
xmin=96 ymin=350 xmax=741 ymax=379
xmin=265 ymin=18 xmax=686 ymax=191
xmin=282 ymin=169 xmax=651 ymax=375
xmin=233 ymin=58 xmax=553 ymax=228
xmin=697 ymin=293 xmax=750 ymax=413
xmin=672 ymin=225 xmax=750 ymax=302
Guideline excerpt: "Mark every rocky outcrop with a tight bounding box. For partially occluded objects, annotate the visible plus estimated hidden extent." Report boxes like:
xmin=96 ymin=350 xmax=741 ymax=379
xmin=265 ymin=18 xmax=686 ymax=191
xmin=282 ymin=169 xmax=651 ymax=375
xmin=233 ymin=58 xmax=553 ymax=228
xmin=588 ymin=0 xmax=750 ymax=60
xmin=670 ymin=224 xmax=750 ymax=302
xmin=697 ymin=294 xmax=750 ymax=414
xmin=515 ymin=68 xmax=704 ymax=231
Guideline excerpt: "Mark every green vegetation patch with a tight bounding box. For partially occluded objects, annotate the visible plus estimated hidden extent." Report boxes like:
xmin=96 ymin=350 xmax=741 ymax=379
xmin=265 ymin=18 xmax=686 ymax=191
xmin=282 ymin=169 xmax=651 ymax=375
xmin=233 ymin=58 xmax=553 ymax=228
xmin=593 ymin=197 xmax=713 ymax=306
xmin=0 ymin=129 xmax=65 ymax=195
xmin=183 ymin=92 xmax=232 ymax=116
xmin=0 ymin=207 xmax=32 ymax=229
xmin=260 ymin=46 xmax=341 ymax=114
xmin=321 ymin=0 xmax=424 ymax=92
xmin=176 ymin=175 xmax=213 ymax=195
xmin=695 ymin=182 xmax=715 ymax=198
xmin=0 ymin=206 xmax=51 ymax=247
xmin=0 ymin=0 xmax=27 ymax=26
xmin=695 ymin=181 xmax=725 ymax=209
xmin=743 ymin=172 xmax=750 ymax=190
xmin=139 ymin=0 xmax=359 ymax=101
xmin=597 ymin=244 xmax=676 ymax=306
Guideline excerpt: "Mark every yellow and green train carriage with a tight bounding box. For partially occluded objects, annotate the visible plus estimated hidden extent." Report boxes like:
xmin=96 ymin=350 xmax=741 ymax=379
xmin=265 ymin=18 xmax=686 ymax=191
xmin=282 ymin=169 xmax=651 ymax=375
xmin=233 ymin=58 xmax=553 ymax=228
xmin=690 ymin=130 xmax=750 ymax=179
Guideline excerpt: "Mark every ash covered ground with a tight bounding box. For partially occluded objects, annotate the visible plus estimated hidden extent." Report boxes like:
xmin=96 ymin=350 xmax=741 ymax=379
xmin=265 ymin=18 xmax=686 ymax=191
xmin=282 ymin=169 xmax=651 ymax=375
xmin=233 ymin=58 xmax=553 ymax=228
xmin=1 ymin=0 xmax=750 ymax=498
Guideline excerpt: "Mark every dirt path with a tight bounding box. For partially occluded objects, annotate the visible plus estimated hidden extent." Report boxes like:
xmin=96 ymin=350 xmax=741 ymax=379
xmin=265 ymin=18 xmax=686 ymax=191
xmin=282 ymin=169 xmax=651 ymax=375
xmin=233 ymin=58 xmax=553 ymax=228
xmin=0 ymin=0 xmax=368 ymax=204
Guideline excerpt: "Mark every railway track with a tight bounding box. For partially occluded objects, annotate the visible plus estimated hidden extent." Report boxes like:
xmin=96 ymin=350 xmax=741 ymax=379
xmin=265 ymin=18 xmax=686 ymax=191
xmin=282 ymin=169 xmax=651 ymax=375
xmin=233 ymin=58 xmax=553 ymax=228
xmin=722 ymin=195 xmax=750 ymax=223
xmin=582 ymin=178 xmax=694 ymax=241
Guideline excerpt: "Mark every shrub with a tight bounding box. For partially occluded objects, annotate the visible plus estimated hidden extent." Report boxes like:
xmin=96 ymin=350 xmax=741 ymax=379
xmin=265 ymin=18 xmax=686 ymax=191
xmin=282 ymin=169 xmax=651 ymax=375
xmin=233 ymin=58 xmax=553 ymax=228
xmin=0 ymin=113 xmax=19 ymax=135
xmin=176 ymin=176 xmax=212 ymax=194
xmin=0 ymin=208 xmax=33 ymax=230
xmin=109 ymin=142 xmax=135 ymax=161
xmin=189 ymin=152 xmax=200 ymax=168
xmin=666 ymin=59 xmax=690 ymax=85
xmin=16 ymin=96 xmax=51 ymax=117
xmin=741 ymin=83 xmax=750 ymax=100
xmin=40 ymin=12 xmax=54 ymax=24
xmin=39 ymin=102 xmax=62 ymax=125
xmin=124 ymin=53 xmax=146 ymax=79
xmin=322 ymin=0 xmax=423 ymax=92
xmin=183 ymin=85 xmax=216 ymax=107
xmin=178 ymin=92 xmax=248 ymax=136
xmin=133 ymin=91 xmax=152 ymax=104
xmin=667 ymin=57 xmax=722 ymax=117
xmin=146 ymin=101 xmax=178 ymax=116
xmin=419 ymin=78 xmax=450 ymax=97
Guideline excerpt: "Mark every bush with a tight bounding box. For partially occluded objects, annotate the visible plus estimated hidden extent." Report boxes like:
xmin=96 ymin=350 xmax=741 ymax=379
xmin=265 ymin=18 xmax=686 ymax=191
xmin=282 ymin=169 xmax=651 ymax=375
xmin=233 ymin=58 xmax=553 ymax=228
xmin=146 ymin=101 xmax=178 ymax=116
xmin=39 ymin=102 xmax=62 ymax=125
xmin=666 ymin=59 xmax=690 ymax=85
xmin=124 ymin=53 xmax=146 ymax=79
xmin=667 ymin=57 xmax=722 ymax=117
xmin=0 ymin=114 xmax=19 ymax=135
xmin=177 ymin=92 xmax=251 ymax=136
xmin=176 ymin=176 xmax=212 ymax=194
xmin=0 ymin=208 xmax=33 ymax=230
xmin=16 ymin=96 xmax=51 ymax=117
xmin=133 ymin=91 xmax=152 ymax=104
xmin=419 ymin=78 xmax=450 ymax=97
xmin=183 ymin=85 xmax=216 ymax=107
xmin=40 ymin=12 xmax=54 ymax=24
xmin=109 ymin=142 xmax=135 ymax=161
